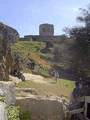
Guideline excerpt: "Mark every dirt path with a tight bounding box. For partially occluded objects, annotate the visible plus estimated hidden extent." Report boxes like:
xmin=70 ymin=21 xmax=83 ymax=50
xmin=10 ymin=73 xmax=50 ymax=84
xmin=23 ymin=73 xmax=48 ymax=84
xmin=10 ymin=73 xmax=74 ymax=98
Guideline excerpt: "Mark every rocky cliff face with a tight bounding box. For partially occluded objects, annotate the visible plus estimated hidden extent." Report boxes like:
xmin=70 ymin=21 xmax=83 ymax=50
xmin=0 ymin=22 xmax=19 ymax=44
xmin=0 ymin=22 xmax=19 ymax=58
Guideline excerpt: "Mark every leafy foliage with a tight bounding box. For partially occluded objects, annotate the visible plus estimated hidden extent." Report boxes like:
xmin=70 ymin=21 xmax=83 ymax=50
xmin=77 ymin=6 xmax=90 ymax=26
xmin=65 ymin=5 xmax=90 ymax=80
xmin=7 ymin=105 xmax=31 ymax=120
xmin=7 ymin=106 xmax=20 ymax=120
xmin=0 ymin=96 xmax=5 ymax=102
xmin=20 ymin=111 xmax=31 ymax=120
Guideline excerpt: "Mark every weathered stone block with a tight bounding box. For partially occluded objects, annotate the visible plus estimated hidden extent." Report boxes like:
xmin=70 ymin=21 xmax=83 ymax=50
xmin=16 ymin=95 xmax=65 ymax=120
xmin=0 ymin=102 xmax=7 ymax=120
xmin=0 ymin=81 xmax=16 ymax=105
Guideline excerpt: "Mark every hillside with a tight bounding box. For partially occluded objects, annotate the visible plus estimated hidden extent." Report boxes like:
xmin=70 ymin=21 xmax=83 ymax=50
xmin=11 ymin=39 xmax=75 ymax=80
xmin=11 ymin=40 xmax=51 ymax=77
xmin=12 ymin=41 xmax=75 ymax=98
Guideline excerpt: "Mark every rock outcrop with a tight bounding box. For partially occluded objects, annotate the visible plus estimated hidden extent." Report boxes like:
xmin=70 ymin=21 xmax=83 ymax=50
xmin=0 ymin=22 xmax=19 ymax=44
xmin=0 ymin=23 xmax=19 ymax=81
xmin=0 ymin=22 xmax=19 ymax=61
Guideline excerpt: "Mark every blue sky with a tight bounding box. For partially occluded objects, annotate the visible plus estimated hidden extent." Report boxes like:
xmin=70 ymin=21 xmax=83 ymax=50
xmin=0 ymin=0 xmax=90 ymax=37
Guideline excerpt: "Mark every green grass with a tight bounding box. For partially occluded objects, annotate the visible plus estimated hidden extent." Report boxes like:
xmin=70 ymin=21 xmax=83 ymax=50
xmin=11 ymin=40 xmax=50 ymax=77
xmin=16 ymin=79 xmax=75 ymax=99
xmin=38 ymin=67 xmax=50 ymax=77
xmin=11 ymin=41 xmax=45 ymax=58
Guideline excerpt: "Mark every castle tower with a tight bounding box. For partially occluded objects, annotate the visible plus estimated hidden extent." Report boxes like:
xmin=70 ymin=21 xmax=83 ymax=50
xmin=39 ymin=23 xmax=54 ymax=36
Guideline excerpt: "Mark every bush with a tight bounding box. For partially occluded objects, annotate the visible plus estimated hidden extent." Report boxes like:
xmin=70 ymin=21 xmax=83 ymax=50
xmin=0 ymin=95 xmax=5 ymax=102
xmin=7 ymin=106 xmax=31 ymax=120
xmin=7 ymin=106 xmax=20 ymax=120
xmin=20 ymin=111 xmax=31 ymax=120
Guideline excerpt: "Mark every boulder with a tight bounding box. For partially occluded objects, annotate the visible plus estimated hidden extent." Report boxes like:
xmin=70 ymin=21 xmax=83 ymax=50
xmin=0 ymin=22 xmax=19 ymax=44
xmin=0 ymin=81 xmax=16 ymax=105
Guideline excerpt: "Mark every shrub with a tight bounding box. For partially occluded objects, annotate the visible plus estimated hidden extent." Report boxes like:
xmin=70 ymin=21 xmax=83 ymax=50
xmin=7 ymin=106 xmax=20 ymax=120
xmin=20 ymin=111 xmax=31 ymax=120
xmin=0 ymin=95 xmax=5 ymax=102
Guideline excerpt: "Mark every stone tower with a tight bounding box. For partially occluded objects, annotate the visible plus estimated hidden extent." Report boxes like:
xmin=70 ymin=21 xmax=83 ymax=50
xmin=39 ymin=23 xmax=54 ymax=36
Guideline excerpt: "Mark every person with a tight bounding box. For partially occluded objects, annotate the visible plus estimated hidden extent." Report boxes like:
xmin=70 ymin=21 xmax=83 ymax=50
xmin=53 ymin=69 xmax=59 ymax=82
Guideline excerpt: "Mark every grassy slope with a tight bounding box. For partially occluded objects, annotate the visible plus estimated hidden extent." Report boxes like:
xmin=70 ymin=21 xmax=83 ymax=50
xmin=11 ymin=41 xmax=50 ymax=76
xmin=12 ymin=40 xmax=75 ymax=98
xmin=11 ymin=41 xmax=44 ymax=58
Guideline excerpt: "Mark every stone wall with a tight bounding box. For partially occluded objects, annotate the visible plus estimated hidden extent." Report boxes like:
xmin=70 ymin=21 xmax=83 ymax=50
xmin=16 ymin=95 xmax=65 ymax=120
xmin=0 ymin=81 xmax=16 ymax=105
xmin=23 ymin=35 xmax=64 ymax=43
xmin=0 ymin=82 xmax=66 ymax=120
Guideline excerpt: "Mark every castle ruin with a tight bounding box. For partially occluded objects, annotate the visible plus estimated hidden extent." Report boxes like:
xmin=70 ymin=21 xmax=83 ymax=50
xmin=39 ymin=23 xmax=54 ymax=36
xmin=22 ymin=23 xmax=64 ymax=42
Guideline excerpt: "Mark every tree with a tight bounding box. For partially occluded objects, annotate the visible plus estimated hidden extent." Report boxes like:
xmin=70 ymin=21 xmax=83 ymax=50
xmin=65 ymin=6 xmax=90 ymax=81
xmin=77 ymin=6 xmax=90 ymax=26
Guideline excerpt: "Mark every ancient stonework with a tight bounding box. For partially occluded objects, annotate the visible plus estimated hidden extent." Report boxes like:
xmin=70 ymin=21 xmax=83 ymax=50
xmin=0 ymin=81 xmax=16 ymax=105
xmin=39 ymin=23 xmax=54 ymax=36
xmin=16 ymin=96 xmax=65 ymax=120
xmin=23 ymin=23 xmax=66 ymax=42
